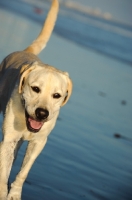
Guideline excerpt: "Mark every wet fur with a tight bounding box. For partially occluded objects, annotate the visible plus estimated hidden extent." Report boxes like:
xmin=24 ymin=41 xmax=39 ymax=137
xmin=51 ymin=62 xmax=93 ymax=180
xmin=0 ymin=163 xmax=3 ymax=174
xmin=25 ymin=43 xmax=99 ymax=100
xmin=0 ymin=1 xmax=72 ymax=199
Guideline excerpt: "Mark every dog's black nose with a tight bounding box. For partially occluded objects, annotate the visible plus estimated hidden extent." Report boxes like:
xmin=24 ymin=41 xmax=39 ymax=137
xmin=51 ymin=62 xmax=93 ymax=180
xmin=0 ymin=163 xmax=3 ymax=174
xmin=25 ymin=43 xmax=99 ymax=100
xmin=35 ymin=108 xmax=49 ymax=120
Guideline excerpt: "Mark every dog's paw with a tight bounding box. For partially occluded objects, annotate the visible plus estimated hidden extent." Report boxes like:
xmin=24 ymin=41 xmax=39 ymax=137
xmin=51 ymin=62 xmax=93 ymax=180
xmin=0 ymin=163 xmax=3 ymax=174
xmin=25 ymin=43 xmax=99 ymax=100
xmin=0 ymin=184 xmax=8 ymax=200
xmin=7 ymin=193 xmax=21 ymax=200
xmin=7 ymin=186 xmax=22 ymax=200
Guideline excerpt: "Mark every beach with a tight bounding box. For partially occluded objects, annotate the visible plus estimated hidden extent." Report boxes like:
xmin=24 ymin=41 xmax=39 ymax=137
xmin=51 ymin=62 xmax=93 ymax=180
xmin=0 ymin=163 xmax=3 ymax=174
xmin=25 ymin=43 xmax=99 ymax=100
xmin=0 ymin=0 xmax=132 ymax=199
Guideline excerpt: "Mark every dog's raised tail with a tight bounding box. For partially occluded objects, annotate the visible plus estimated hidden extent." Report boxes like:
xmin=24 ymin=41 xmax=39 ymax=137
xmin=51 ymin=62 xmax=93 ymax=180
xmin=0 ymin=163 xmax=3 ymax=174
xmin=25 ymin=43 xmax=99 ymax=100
xmin=24 ymin=0 xmax=59 ymax=55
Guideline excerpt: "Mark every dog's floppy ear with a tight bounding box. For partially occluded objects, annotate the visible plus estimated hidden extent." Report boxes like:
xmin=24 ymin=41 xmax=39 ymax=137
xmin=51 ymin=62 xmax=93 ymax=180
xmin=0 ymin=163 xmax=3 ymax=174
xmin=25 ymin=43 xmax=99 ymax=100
xmin=19 ymin=65 xmax=36 ymax=93
xmin=61 ymin=75 xmax=73 ymax=106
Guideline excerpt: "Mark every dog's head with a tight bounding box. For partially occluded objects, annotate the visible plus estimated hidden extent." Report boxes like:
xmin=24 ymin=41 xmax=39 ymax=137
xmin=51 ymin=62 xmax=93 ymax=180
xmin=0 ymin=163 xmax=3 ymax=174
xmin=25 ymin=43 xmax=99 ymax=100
xmin=19 ymin=63 xmax=72 ymax=133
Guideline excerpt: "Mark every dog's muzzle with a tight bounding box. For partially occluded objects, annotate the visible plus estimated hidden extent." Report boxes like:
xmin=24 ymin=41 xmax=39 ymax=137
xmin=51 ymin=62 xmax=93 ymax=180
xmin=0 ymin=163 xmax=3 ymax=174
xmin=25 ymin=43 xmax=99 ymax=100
xmin=25 ymin=108 xmax=49 ymax=133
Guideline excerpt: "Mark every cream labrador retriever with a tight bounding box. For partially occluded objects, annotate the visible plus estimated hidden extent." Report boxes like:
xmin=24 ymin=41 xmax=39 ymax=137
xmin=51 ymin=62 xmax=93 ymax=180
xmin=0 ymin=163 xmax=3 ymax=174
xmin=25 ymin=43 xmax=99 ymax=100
xmin=0 ymin=0 xmax=72 ymax=199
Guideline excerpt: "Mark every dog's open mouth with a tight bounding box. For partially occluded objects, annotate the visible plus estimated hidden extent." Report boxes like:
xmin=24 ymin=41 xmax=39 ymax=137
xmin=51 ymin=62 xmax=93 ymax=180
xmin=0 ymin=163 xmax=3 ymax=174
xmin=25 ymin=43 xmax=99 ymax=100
xmin=25 ymin=111 xmax=44 ymax=133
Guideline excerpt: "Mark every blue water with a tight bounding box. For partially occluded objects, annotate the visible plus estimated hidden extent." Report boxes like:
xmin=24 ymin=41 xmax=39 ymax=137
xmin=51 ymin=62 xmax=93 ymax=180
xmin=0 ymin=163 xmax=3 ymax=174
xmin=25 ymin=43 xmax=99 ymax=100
xmin=0 ymin=0 xmax=132 ymax=200
xmin=57 ymin=5 xmax=132 ymax=65
xmin=0 ymin=0 xmax=132 ymax=65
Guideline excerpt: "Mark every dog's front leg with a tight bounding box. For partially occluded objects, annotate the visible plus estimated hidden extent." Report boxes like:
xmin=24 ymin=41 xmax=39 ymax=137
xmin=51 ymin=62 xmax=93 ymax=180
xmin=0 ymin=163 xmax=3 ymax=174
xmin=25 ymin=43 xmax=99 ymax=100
xmin=0 ymin=140 xmax=18 ymax=200
xmin=7 ymin=138 xmax=47 ymax=200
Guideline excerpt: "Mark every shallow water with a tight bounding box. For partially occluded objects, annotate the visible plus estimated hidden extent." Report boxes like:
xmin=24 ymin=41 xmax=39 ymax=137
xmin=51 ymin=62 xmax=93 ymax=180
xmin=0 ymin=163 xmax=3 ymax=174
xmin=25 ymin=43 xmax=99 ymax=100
xmin=0 ymin=0 xmax=132 ymax=199
xmin=0 ymin=0 xmax=132 ymax=64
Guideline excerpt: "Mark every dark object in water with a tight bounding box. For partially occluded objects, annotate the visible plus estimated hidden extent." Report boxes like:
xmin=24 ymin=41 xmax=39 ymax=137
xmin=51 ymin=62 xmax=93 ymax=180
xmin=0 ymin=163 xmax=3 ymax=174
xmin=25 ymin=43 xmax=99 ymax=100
xmin=114 ymin=133 xmax=121 ymax=138
xmin=121 ymin=100 xmax=127 ymax=105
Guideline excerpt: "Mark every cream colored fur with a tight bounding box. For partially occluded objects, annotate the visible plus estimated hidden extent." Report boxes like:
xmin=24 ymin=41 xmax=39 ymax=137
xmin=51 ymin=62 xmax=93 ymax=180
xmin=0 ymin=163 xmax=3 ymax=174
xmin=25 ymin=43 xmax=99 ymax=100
xmin=0 ymin=0 xmax=72 ymax=199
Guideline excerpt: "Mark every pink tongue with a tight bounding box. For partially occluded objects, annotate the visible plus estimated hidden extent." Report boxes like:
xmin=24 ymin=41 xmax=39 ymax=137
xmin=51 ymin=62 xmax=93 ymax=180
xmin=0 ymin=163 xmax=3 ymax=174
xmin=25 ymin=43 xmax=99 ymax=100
xmin=28 ymin=118 xmax=43 ymax=130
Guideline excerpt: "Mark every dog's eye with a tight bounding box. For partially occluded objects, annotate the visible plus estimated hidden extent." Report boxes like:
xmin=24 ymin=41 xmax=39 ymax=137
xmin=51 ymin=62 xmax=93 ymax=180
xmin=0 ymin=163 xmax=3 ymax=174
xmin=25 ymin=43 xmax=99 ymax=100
xmin=53 ymin=93 xmax=61 ymax=99
xmin=31 ymin=86 xmax=40 ymax=93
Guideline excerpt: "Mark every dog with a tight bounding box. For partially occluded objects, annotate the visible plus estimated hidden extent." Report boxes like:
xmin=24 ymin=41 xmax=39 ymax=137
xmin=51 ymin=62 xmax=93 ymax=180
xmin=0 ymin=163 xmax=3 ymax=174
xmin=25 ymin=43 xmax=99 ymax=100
xmin=0 ymin=0 xmax=72 ymax=199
